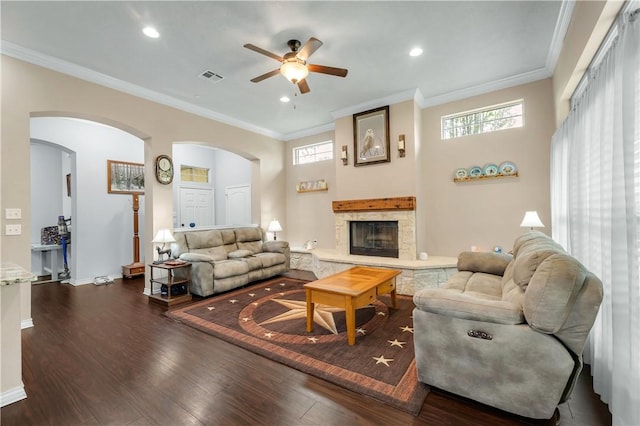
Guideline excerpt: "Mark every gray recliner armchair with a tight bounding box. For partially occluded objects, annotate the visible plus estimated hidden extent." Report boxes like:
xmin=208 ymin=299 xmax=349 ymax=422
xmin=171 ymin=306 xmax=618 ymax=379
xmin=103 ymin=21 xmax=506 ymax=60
xmin=412 ymin=231 xmax=603 ymax=420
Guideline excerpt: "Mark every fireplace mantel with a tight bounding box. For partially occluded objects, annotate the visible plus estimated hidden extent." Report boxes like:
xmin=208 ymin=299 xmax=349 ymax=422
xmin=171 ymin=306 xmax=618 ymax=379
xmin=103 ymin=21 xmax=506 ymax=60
xmin=332 ymin=196 xmax=415 ymax=213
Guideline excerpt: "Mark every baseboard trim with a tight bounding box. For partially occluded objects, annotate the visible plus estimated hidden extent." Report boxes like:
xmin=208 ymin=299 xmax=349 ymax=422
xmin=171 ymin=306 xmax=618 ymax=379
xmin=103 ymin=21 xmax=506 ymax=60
xmin=0 ymin=384 xmax=27 ymax=407
xmin=21 ymin=318 xmax=34 ymax=329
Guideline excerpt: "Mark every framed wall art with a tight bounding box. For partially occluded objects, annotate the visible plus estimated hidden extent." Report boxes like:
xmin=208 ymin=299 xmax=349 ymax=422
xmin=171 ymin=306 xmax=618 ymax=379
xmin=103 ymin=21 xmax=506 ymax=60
xmin=107 ymin=160 xmax=144 ymax=194
xmin=296 ymin=179 xmax=328 ymax=193
xmin=353 ymin=105 xmax=390 ymax=166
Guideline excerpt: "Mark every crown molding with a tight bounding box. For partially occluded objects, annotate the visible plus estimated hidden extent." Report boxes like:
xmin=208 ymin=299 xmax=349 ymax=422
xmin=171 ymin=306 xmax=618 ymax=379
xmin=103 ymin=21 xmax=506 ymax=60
xmin=419 ymin=67 xmax=551 ymax=108
xmin=0 ymin=41 xmax=284 ymax=140
xmin=281 ymin=122 xmax=335 ymax=141
xmin=330 ymin=89 xmax=418 ymax=120
xmin=545 ymin=0 xmax=576 ymax=74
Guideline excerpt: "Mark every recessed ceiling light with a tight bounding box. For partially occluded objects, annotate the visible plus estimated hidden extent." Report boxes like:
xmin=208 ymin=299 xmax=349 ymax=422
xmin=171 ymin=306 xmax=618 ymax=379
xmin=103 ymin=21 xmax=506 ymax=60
xmin=280 ymin=96 xmax=290 ymax=103
xmin=143 ymin=26 xmax=160 ymax=39
xmin=409 ymin=47 xmax=423 ymax=57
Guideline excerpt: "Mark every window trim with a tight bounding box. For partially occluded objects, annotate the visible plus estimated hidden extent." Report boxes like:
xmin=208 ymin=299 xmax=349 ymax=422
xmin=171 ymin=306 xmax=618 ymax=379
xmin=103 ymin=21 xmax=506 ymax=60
xmin=292 ymin=140 xmax=334 ymax=165
xmin=441 ymin=99 xmax=524 ymax=140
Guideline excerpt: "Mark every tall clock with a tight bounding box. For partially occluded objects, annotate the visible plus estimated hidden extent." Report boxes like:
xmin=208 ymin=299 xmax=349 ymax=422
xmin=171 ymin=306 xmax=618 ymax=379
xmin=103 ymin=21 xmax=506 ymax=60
xmin=155 ymin=154 xmax=174 ymax=185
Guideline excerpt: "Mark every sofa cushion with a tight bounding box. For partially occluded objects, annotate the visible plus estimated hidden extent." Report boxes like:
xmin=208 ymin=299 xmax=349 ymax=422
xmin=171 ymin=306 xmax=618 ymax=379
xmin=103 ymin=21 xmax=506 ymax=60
xmin=235 ymin=227 xmax=263 ymax=242
xmin=512 ymin=248 xmax=561 ymax=290
xmin=185 ymin=230 xmax=223 ymax=249
xmin=221 ymin=229 xmax=236 ymax=245
xmin=191 ymin=246 xmax=228 ymax=261
xmin=228 ymin=249 xmax=254 ymax=259
xmin=213 ymin=259 xmax=249 ymax=279
xmin=457 ymin=252 xmax=513 ymax=276
xmin=254 ymin=252 xmax=286 ymax=268
xmin=524 ymin=254 xmax=586 ymax=334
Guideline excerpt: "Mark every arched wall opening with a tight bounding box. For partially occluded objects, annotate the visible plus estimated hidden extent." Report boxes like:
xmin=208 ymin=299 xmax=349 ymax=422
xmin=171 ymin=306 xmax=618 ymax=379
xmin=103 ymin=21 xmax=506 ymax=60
xmin=30 ymin=115 xmax=146 ymax=284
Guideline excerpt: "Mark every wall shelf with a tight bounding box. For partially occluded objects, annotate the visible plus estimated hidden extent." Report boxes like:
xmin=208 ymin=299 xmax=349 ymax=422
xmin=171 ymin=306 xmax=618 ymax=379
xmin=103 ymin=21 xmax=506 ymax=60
xmin=453 ymin=172 xmax=519 ymax=183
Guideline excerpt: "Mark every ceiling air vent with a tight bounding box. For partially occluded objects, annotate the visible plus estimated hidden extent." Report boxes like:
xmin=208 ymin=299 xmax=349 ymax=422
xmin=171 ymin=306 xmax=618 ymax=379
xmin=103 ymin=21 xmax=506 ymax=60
xmin=199 ymin=70 xmax=224 ymax=83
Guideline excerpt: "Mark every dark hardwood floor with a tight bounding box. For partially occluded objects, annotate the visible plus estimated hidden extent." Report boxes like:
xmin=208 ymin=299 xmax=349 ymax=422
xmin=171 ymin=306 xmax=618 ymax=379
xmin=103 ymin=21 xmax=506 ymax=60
xmin=1 ymin=272 xmax=611 ymax=425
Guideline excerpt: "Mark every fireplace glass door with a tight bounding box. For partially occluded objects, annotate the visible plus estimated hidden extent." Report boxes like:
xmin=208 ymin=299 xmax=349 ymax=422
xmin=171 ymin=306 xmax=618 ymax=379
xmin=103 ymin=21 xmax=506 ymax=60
xmin=349 ymin=221 xmax=399 ymax=258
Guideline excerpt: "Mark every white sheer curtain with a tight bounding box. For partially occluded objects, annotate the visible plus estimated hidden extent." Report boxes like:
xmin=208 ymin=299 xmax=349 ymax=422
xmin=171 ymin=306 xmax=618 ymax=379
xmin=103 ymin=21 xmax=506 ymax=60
xmin=550 ymin=9 xmax=639 ymax=426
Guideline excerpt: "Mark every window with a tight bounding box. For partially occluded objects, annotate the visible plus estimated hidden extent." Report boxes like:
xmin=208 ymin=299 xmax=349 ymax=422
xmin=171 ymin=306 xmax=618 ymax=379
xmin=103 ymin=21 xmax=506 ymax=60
xmin=293 ymin=141 xmax=333 ymax=165
xmin=441 ymin=100 xmax=524 ymax=140
xmin=180 ymin=165 xmax=209 ymax=183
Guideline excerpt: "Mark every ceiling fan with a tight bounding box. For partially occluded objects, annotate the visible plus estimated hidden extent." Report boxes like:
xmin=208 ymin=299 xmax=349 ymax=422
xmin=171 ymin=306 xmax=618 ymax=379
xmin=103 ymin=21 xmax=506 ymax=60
xmin=244 ymin=37 xmax=348 ymax=94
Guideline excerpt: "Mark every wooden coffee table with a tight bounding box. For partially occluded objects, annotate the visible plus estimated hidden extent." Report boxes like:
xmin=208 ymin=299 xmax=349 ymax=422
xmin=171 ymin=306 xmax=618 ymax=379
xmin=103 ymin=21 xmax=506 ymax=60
xmin=304 ymin=266 xmax=401 ymax=345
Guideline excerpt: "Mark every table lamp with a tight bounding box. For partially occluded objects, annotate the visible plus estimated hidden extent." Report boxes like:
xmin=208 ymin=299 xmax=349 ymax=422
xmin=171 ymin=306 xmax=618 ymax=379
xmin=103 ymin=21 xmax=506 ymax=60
xmin=267 ymin=219 xmax=282 ymax=240
xmin=152 ymin=229 xmax=176 ymax=264
xmin=520 ymin=211 xmax=545 ymax=230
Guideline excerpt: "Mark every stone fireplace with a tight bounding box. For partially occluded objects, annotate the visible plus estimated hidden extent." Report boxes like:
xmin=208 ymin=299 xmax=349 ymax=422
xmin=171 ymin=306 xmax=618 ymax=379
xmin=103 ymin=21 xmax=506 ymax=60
xmin=333 ymin=197 xmax=417 ymax=260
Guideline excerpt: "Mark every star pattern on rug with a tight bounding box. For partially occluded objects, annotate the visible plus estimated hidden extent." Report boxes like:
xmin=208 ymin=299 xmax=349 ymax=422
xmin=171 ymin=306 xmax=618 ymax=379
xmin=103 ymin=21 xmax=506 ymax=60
xmin=207 ymin=307 xmax=215 ymax=311
xmin=264 ymin=288 xmax=271 ymax=292
xmin=307 ymin=337 xmax=319 ymax=343
xmin=249 ymin=293 xmax=256 ymax=297
xmin=377 ymin=311 xmax=386 ymax=316
xmin=357 ymin=327 xmax=367 ymax=335
xmin=400 ymin=325 xmax=414 ymax=333
xmin=264 ymin=332 xmax=275 ymax=339
xmin=258 ymin=299 xmax=344 ymax=334
xmin=388 ymin=339 xmax=406 ymax=348
xmin=229 ymin=299 xmax=239 ymax=304
xmin=373 ymin=355 xmax=394 ymax=367
xmin=241 ymin=317 xmax=250 ymax=322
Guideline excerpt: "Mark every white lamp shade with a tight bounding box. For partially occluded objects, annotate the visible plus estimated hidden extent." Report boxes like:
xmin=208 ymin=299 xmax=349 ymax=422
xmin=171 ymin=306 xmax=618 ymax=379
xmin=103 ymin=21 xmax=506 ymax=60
xmin=267 ymin=219 xmax=283 ymax=233
xmin=280 ymin=60 xmax=309 ymax=83
xmin=152 ymin=229 xmax=176 ymax=244
xmin=520 ymin=211 xmax=545 ymax=228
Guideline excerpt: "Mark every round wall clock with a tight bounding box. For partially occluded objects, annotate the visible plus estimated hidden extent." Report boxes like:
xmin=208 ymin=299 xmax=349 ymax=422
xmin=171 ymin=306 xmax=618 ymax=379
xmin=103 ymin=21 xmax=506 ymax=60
xmin=155 ymin=154 xmax=174 ymax=185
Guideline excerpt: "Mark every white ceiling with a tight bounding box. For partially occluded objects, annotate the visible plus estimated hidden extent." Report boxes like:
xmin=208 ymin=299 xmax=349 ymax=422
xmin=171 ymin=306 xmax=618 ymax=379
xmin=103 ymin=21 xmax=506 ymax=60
xmin=0 ymin=1 xmax=569 ymax=140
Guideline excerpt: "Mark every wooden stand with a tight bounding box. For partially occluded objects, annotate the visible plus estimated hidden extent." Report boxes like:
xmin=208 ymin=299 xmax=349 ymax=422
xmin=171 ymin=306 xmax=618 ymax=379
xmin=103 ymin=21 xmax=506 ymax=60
xmin=123 ymin=194 xmax=145 ymax=278
xmin=148 ymin=262 xmax=191 ymax=307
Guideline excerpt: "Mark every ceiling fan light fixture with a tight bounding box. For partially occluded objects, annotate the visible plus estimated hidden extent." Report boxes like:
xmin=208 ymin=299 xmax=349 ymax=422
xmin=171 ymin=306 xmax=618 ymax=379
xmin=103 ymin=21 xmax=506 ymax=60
xmin=280 ymin=60 xmax=308 ymax=84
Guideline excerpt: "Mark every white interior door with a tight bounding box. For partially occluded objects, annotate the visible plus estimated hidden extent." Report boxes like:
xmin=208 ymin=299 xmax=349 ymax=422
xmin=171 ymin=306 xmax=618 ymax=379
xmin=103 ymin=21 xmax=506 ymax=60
xmin=178 ymin=186 xmax=214 ymax=228
xmin=225 ymin=184 xmax=251 ymax=225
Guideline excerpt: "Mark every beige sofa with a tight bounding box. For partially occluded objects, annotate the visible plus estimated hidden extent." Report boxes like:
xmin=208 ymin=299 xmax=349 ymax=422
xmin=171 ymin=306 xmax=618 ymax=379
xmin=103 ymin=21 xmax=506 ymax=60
xmin=412 ymin=231 xmax=603 ymax=420
xmin=170 ymin=226 xmax=290 ymax=297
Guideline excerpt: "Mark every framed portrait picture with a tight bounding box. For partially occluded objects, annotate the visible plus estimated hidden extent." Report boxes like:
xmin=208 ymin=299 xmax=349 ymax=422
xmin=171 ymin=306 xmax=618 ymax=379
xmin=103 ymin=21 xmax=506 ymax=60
xmin=107 ymin=160 xmax=144 ymax=194
xmin=353 ymin=105 xmax=390 ymax=166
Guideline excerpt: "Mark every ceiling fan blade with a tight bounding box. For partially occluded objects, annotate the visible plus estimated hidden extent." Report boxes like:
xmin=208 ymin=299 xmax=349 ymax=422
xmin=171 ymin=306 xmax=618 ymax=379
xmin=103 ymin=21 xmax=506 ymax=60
xmin=296 ymin=37 xmax=323 ymax=61
xmin=244 ymin=43 xmax=283 ymax=62
xmin=297 ymin=79 xmax=310 ymax=94
xmin=308 ymin=64 xmax=348 ymax=77
xmin=250 ymin=69 xmax=281 ymax=83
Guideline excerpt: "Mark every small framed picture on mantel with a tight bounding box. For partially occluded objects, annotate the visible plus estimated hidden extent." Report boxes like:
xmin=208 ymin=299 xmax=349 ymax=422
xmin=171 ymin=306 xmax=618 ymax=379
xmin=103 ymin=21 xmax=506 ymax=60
xmin=353 ymin=105 xmax=390 ymax=167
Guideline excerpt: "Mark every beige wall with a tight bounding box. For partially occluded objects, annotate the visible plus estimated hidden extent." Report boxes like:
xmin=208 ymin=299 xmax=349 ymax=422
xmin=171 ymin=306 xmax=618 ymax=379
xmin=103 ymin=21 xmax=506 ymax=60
xmin=421 ymin=79 xmax=556 ymax=256
xmin=285 ymin=131 xmax=337 ymax=248
xmin=0 ymin=56 xmax=285 ymax=397
xmin=335 ymin=100 xmax=418 ymax=200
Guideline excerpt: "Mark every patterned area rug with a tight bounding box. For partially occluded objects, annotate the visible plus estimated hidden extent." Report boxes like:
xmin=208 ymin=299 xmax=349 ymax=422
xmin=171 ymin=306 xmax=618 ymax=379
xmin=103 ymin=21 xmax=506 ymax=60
xmin=166 ymin=276 xmax=428 ymax=415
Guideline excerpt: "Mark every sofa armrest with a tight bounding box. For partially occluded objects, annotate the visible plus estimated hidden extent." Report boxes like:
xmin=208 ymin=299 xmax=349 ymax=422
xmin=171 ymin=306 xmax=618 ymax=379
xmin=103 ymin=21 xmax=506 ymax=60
xmin=413 ymin=288 xmax=524 ymax=325
xmin=179 ymin=252 xmax=215 ymax=263
xmin=263 ymin=240 xmax=289 ymax=253
xmin=457 ymin=251 xmax=512 ymax=276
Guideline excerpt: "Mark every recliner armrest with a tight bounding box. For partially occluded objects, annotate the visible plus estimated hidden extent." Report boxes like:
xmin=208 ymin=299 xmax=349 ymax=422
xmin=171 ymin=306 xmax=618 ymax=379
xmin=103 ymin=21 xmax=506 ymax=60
xmin=413 ymin=288 xmax=524 ymax=325
xmin=263 ymin=240 xmax=289 ymax=253
xmin=179 ymin=252 xmax=216 ymax=263
xmin=457 ymin=251 xmax=512 ymax=276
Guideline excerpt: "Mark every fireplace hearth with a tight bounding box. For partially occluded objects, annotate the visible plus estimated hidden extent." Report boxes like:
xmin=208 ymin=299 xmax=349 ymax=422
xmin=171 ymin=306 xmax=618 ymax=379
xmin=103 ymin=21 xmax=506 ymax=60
xmin=350 ymin=221 xmax=399 ymax=258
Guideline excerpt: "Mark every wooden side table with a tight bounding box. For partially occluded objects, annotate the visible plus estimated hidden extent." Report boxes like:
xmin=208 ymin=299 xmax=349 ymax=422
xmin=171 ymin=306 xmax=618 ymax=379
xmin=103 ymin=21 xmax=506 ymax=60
xmin=148 ymin=261 xmax=192 ymax=307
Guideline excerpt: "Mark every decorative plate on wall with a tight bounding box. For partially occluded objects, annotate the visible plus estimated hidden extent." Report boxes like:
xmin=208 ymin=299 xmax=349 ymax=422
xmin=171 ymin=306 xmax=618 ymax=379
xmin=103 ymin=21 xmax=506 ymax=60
xmin=468 ymin=166 xmax=483 ymax=178
xmin=483 ymin=163 xmax=499 ymax=176
xmin=499 ymin=161 xmax=518 ymax=176
xmin=455 ymin=168 xmax=468 ymax=179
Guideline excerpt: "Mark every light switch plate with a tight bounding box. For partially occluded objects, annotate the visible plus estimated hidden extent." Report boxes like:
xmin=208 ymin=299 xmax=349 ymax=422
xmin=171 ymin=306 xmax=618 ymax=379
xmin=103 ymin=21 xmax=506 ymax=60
xmin=5 ymin=208 xmax=21 ymax=219
xmin=5 ymin=224 xmax=21 ymax=235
